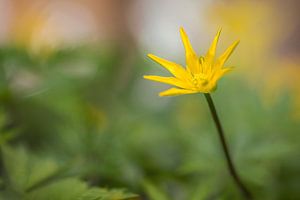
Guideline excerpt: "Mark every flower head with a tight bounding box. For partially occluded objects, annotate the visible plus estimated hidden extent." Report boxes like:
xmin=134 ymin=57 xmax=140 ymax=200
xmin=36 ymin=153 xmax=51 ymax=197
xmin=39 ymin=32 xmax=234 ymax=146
xmin=144 ymin=27 xmax=239 ymax=96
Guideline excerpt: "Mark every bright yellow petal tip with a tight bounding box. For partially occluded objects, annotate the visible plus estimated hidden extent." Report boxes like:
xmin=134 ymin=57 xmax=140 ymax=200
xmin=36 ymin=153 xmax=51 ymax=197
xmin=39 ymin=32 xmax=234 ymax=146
xmin=159 ymin=88 xmax=197 ymax=97
xmin=144 ymin=27 xmax=239 ymax=96
xmin=179 ymin=27 xmax=200 ymax=74
xmin=206 ymin=28 xmax=222 ymax=64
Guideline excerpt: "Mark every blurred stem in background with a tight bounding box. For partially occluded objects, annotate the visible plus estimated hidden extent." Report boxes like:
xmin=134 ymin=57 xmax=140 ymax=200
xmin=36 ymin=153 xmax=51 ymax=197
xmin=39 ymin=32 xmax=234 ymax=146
xmin=204 ymin=94 xmax=253 ymax=200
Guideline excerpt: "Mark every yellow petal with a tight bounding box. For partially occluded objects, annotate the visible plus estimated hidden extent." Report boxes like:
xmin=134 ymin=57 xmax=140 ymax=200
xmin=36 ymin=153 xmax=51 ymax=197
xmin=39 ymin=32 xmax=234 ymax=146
xmin=213 ymin=67 xmax=234 ymax=82
xmin=221 ymin=67 xmax=235 ymax=75
xmin=159 ymin=87 xmax=197 ymax=97
xmin=180 ymin=27 xmax=200 ymax=74
xmin=148 ymin=54 xmax=191 ymax=80
xmin=205 ymin=28 xmax=222 ymax=65
xmin=143 ymin=75 xmax=191 ymax=89
xmin=216 ymin=40 xmax=239 ymax=68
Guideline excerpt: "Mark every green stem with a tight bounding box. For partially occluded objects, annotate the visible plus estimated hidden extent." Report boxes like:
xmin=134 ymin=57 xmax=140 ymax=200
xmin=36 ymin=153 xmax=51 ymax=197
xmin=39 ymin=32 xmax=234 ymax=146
xmin=204 ymin=93 xmax=253 ymax=199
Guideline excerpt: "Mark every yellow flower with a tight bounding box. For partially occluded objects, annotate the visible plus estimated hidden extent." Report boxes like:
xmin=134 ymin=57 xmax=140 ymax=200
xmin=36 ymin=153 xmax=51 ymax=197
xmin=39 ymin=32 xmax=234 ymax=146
xmin=144 ymin=27 xmax=239 ymax=96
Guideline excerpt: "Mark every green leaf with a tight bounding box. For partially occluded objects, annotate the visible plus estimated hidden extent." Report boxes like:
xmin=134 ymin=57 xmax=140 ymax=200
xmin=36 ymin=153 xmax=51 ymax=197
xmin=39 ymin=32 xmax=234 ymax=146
xmin=2 ymin=145 xmax=30 ymax=192
xmin=0 ymin=111 xmax=18 ymax=145
xmin=25 ymin=178 xmax=88 ymax=200
xmin=143 ymin=181 xmax=169 ymax=200
xmin=1 ymin=145 xmax=60 ymax=193
xmin=78 ymin=188 xmax=139 ymax=200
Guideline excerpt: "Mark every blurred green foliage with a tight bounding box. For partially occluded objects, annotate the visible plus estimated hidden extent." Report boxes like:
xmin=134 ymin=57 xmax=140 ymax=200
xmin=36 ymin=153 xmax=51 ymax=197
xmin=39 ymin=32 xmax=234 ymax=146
xmin=0 ymin=44 xmax=299 ymax=200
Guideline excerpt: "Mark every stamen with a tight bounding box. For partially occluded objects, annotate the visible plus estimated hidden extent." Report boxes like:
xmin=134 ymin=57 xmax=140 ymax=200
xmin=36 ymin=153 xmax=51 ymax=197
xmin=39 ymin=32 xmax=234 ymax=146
xmin=192 ymin=73 xmax=209 ymax=88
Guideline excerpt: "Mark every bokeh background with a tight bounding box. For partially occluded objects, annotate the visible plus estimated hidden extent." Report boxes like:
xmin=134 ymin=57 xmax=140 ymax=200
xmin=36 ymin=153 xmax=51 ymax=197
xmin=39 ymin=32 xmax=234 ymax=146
xmin=0 ymin=0 xmax=299 ymax=199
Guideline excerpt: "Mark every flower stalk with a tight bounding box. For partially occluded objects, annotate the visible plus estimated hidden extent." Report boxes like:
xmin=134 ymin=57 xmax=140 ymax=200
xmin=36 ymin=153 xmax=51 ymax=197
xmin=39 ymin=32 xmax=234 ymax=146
xmin=204 ymin=93 xmax=252 ymax=199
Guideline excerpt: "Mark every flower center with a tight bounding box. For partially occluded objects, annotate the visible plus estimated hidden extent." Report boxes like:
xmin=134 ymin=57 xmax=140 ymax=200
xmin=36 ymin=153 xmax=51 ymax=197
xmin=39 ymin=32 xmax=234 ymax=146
xmin=192 ymin=73 xmax=209 ymax=88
